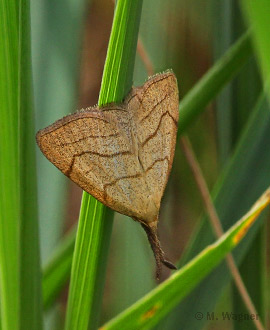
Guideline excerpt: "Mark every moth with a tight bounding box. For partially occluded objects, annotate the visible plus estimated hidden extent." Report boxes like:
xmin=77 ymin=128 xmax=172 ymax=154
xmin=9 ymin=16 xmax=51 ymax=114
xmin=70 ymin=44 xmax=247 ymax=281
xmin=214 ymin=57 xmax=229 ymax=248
xmin=36 ymin=70 xmax=179 ymax=279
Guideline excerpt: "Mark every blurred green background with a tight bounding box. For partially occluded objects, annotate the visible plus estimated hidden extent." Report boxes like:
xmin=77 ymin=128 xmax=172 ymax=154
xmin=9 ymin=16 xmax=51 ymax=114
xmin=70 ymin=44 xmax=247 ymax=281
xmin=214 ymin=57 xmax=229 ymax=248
xmin=30 ymin=0 xmax=270 ymax=329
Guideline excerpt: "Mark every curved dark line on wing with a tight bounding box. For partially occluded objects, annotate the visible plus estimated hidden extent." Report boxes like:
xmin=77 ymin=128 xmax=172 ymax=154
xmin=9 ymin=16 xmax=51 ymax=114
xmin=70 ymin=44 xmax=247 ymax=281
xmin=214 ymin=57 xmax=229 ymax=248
xmin=82 ymin=162 xmax=135 ymax=203
xmin=145 ymin=156 xmax=169 ymax=173
xmin=37 ymin=114 xmax=110 ymax=137
xmin=140 ymin=75 xmax=173 ymax=97
xmin=60 ymin=132 xmax=120 ymax=147
xmin=84 ymin=160 xmax=114 ymax=179
xmin=65 ymin=150 xmax=131 ymax=177
xmin=103 ymin=173 xmax=142 ymax=202
xmin=126 ymin=93 xmax=140 ymax=104
xmin=126 ymin=93 xmax=149 ymax=119
xmin=125 ymin=73 xmax=174 ymax=105
xmin=104 ymin=173 xmax=142 ymax=189
xmin=140 ymin=93 xmax=169 ymax=123
xmin=141 ymin=111 xmax=177 ymax=147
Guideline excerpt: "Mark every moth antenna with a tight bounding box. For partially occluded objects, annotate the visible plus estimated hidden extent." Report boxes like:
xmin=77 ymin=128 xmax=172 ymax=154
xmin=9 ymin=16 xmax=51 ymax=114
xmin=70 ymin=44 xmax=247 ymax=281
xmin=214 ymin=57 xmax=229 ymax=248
xmin=140 ymin=221 xmax=177 ymax=280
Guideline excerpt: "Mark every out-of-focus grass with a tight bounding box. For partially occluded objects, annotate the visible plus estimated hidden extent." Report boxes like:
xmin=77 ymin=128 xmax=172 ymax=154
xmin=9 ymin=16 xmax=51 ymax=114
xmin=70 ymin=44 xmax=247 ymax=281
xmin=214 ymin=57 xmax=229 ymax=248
xmin=241 ymin=0 xmax=270 ymax=91
xmin=19 ymin=0 xmax=43 ymax=328
xmin=169 ymin=92 xmax=270 ymax=330
xmin=214 ymin=3 xmax=265 ymax=330
xmin=178 ymin=31 xmax=252 ymax=134
xmin=0 ymin=1 xmax=20 ymax=328
xmin=1 ymin=0 xmax=43 ymax=328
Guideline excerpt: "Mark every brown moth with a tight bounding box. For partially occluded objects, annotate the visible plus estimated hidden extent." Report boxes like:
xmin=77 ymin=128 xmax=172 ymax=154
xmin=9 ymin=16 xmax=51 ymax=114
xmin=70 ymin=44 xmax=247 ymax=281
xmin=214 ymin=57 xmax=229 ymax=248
xmin=36 ymin=70 xmax=179 ymax=279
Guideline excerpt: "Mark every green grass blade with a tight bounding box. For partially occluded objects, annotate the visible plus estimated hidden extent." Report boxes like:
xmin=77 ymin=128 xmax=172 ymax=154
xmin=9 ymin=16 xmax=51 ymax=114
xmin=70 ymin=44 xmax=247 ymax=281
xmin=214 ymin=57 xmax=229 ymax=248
xmin=179 ymin=30 xmax=252 ymax=134
xmin=18 ymin=0 xmax=43 ymax=328
xmin=65 ymin=198 xmax=109 ymax=330
xmin=64 ymin=1 xmax=143 ymax=329
xmin=240 ymin=0 xmax=270 ymax=90
xmin=0 ymin=1 xmax=20 ymax=328
xmin=0 ymin=0 xmax=42 ymax=328
xmin=100 ymin=189 xmax=270 ymax=330
xmin=99 ymin=0 xmax=143 ymax=104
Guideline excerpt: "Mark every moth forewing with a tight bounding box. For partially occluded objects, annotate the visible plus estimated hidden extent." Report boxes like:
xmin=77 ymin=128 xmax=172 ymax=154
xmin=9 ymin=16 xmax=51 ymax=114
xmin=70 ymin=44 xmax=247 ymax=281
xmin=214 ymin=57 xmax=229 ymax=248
xmin=36 ymin=71 xmax=179 ymax=279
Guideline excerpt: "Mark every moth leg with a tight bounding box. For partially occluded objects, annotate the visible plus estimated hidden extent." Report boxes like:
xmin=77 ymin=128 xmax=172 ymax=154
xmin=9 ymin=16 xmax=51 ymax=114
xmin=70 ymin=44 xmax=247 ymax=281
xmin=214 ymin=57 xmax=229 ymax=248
xmin=138 ymin=220 xmax=177 ymax=280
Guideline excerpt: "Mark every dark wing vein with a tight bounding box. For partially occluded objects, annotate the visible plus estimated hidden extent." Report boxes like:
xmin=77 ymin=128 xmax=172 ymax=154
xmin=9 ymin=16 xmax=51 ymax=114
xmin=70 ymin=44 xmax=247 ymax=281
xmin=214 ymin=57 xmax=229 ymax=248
xmin=141 ymin=111 xmax=177 ymax=147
